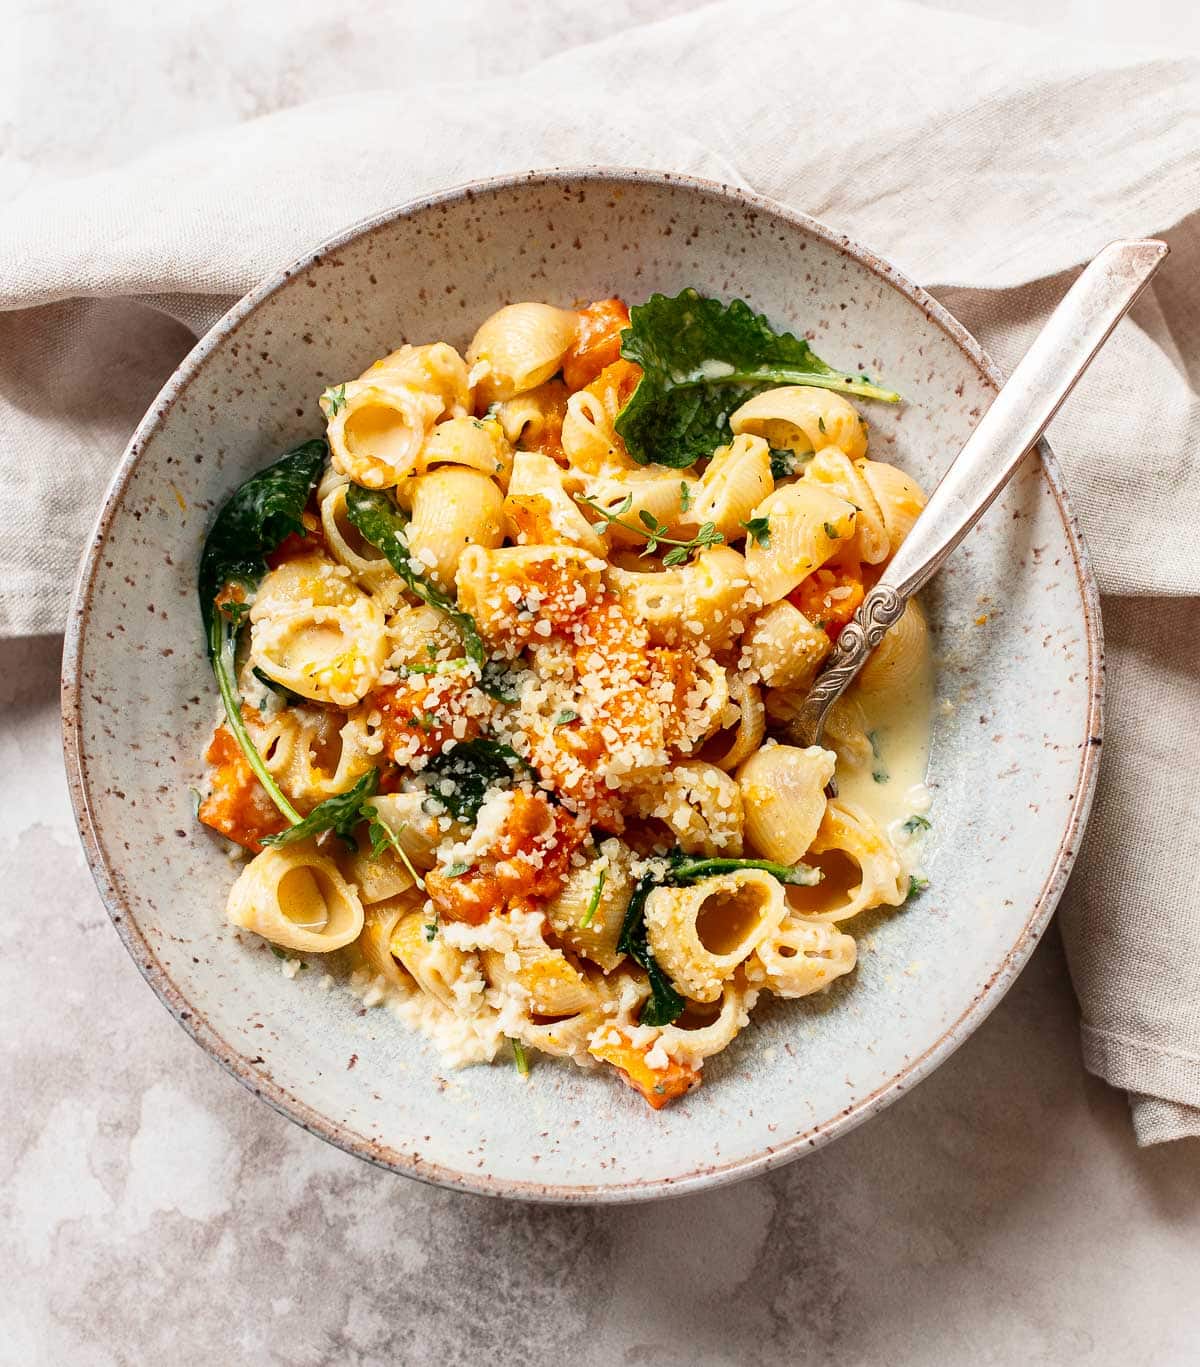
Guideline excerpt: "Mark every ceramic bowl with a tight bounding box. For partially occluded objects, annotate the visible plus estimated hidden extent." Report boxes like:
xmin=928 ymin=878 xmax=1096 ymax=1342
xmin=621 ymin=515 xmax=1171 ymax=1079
xmin=62 ymin=169 xmax=1102 ymax=1202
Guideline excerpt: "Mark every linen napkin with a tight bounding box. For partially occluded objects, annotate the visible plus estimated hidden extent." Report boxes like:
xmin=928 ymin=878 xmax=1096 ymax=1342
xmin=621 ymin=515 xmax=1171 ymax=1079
xmin=3 ymin=0 xmax=1197 ymax=1142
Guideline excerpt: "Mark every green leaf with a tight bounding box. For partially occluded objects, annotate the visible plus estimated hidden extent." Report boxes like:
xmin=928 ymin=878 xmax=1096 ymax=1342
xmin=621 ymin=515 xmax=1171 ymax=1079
xmin=741 ymin=516 xmax=771 ymax=548
xmin=344 ymin=484 xmax=495 ymax=685
xmin=444 ymin=861 xmax=470 ymax=878
xmin=907 ymin=875 xmax=930 ymax=901
xmin=823 ymin=521 xmax=840 ymax=540
xmin=424 ymin=738 xmax=523 ymax=825
xmin=510 ymin=1037 xmax=531 ymax=1077
xmin=553 ymin=708 xmax=579 ymax=728
xmin=679 ymin=481 xmax=693 ymax=513
xmin=323 ymin=383 xmax=348 ymax=417
xmin=199 ymin=442 xmax=326 ymax=829
xmin=615 ymin=290 xmax=900 ymax=468
xmin=198 ymin=440 xmax=326 ymax=639
xmin=902 ymin=814 xmax=932 ymax=834
xmin=365 ymin=810 xmax=426 ymax=889
xmin=251 ymin=666 xmax=307 ymax=707
xmin=261 ymin=769 xmax=379 ymax=849
xmin=580 ymin=869 xmax=606 ymax=929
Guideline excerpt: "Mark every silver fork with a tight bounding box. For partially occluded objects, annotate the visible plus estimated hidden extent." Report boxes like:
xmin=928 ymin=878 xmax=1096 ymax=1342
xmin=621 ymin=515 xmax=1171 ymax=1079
xmin=786 ymin=237 xmax=1168 ymax=749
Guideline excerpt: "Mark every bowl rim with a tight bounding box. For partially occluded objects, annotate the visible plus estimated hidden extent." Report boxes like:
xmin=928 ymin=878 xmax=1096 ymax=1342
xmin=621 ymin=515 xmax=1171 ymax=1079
xmin=61 ymin=165 xmax=1104 ymax=1204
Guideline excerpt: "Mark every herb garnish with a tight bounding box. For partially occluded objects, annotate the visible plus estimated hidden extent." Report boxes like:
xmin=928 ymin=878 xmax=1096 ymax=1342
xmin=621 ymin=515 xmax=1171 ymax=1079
xmin=618 ymin=851 xmax=820 ymax=1026
xmin=614 ymin=290 xmax=901 ymax=467
xmin=366 ymin=810 xmax=426 ymax=889
xmin=198 ymin=440 xmax=325 ymax=826
xmin=262 ymin=769 xmax=380 ymax=850
xmin=580 ymin=869 xmax=606 ymax=929
xmin=424 ymin=921 xmax=438 ymax=942
xmin=902 ymin=814 xmax=932 ymax=834
xmin=741 ymin=516 xmax=771 ymax=548
xmin=867 ymin=730 xmax=889 ymax=785
xmin=823 ymin=521 xmax=841 ymax=540
xmin=553 ymin=708 xmax=579 ymax=728
xmin=575 ymin=492 xmax=724 ymax=568
xmin=679 ymin=481 xmax=693 ymax=513
xmin=424 ymin=738 xmax=523 ymax=824
xmin=510 ymin=1037 xmax=530 ymax=1076
xmin=769 ymin=447 xmax=800 ymax=480
xmin=907 ymin=875 xmax=929 ymax=900
xmin=323 ymin=383 xmax=348 ymax=417
xmin=444 ymin=861 xmax=470 ymax=878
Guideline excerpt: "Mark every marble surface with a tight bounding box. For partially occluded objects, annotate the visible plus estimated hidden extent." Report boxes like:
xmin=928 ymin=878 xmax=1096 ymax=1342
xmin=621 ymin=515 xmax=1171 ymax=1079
xmin=3 ymin=631 xmax=1198 ymax=1364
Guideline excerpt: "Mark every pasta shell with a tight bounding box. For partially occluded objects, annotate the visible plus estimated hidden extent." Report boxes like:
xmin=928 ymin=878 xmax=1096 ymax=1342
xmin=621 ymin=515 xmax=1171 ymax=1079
xmin=579 ymin=467 xmax=695 ymax=544
xmin=742 ymin=481 xmax=856 ymax=603
xmin=389 ymin=911 xmax=480 ymax=1010
xmin=783 ymin=800 xmax=906 ymax=922
xmin=736 ymin=743 xmax=835 ymax=864
xmin=467 ymin=302 xmax=580 ymax=406
xmin=731 ymin=385 xmax=867 ymax=461
xmin=856 ymin=598 xmax=928 ymax=696
xmin=227 ymin=843 xmax=364 ymax=953
xmin=656 ymin=977 xmax=756 ymax=1064
xmin=604 ymin=546 xmax=751 ymax=649
xmin=496 ymin=378 xmax=569 ymax=453
xmin=635 ymin=761 xmax=744 ymax=856
xmin=405 ymin=467 xmax=505 ymax=590
xmin=325 ymin=382 xmax=445 ymax=489
xmin=698 ymin=672 xmax=765 ymax=772
xmin=544 ymin=842 xmax=634 ymax=972
xmin=691 ymin=434 xmax=774 ymax=540
xmin=504 ymin=450 xmax=607 ymax=555
xmin=481 ymin=941 xmax=597 ymax=1017
xmin=742 ymin=600 xmax=831 ymax=691
xmin=320 ymin=483 xmax=403 ymax=596
xmin=420 ymin=415 xmax=514 ymax=487
xmin=356 ymin=892 xmax=424 ymax=990
xmin=857 ymin=459 xmax=927 ymax=556
xmin=803 ymin=447 xmax=889 ymax=564
xmin=644 ymin=869 xmax=787 ymax=1003
xmin=749 ymin=915 xmax=857 ymax=998
xmin=250 ymin=583 xmax=387 ymax=708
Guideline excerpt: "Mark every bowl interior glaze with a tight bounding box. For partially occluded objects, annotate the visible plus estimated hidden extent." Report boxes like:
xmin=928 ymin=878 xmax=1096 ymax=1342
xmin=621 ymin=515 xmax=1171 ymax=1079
xmin=63 ymin=171 xmax=1101 ymax=1202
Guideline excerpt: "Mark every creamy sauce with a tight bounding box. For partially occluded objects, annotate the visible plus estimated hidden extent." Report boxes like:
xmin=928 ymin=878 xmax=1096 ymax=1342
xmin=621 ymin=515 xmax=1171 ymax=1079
xmin=835 ymin=633 xmax=934 ymax=878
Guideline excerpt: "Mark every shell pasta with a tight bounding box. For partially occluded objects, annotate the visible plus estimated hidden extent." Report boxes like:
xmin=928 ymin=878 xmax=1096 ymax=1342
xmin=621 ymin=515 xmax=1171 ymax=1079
xmin=196 ymin=288 xmax=933 ymax=1110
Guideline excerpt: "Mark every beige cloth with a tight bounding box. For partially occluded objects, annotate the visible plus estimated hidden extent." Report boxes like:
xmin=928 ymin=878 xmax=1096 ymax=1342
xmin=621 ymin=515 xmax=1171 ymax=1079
xmin=2 ymin=0 xmax=1197 ymax=1141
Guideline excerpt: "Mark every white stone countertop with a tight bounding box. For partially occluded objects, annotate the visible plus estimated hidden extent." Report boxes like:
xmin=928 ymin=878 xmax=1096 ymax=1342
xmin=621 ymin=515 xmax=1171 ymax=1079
xmin=4 ymin=0 xmax=1200 ymax=1360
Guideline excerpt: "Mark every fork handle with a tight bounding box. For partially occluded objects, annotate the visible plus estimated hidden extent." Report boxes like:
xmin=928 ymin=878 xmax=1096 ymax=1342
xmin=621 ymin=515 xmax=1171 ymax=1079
xmin=788 ymin=237 xmax=1168 ymax=748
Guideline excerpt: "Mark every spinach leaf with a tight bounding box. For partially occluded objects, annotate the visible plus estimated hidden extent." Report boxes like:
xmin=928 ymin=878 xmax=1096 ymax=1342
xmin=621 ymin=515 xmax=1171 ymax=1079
xmin=199 ymin=441 xmax=326 ymax=828
xmin=615 ymin=290 xmax=900 ymax=468
xmin=344 ymin=485 xmax=505 ymax=694
xmin=252 ymin=666 xmax=306 ymax=707
xmin=424 ymin=738 xmax=523 ymax=824
xmin=198 ymin=440 xmax=326 ymax=637
xmin=617 ymin=851 xmax=821 ymax=1027
xmin=261 ymin=769 xmax=380 ymax=849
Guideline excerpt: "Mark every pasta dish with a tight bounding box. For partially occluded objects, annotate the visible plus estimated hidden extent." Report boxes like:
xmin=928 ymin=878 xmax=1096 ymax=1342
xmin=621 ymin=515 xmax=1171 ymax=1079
xmin=196 ymin=289 xmax=933 ymax=1109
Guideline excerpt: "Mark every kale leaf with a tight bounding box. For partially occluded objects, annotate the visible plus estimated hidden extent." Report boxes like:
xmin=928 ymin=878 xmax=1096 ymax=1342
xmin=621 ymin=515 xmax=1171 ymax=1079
xmin=344 ymin=485 xmax=506 ymax=694
xmin=617 ymin=851 xmax=821 ymax=1027
xmin=261 ymin=769 xmax=380 ymax=849
xmin=198 ymin=441 xmax=326 ymax=828
xmin=424 ymin=738 xmax=524 ymax=824
xmin=615 ymin=290 xmax=900 ymax=468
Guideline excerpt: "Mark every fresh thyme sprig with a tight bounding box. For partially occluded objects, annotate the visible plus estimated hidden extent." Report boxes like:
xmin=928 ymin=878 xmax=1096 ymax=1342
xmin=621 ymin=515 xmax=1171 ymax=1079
xmin=574 ymin=492 xmax=724 ymax=568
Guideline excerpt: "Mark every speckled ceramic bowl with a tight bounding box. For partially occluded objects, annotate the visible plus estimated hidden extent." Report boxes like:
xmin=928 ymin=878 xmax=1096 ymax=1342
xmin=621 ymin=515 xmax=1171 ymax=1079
xmin=62 ymin=169 xmax=1101 ymax=1203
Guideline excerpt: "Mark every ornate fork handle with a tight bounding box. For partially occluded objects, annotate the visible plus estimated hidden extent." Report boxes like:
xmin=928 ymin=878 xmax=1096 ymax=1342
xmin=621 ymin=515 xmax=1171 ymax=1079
xmin=788 ymin=237 xmax=1167 ymax=748
xmin=786 ymin=585 xmax=906 ymax=746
